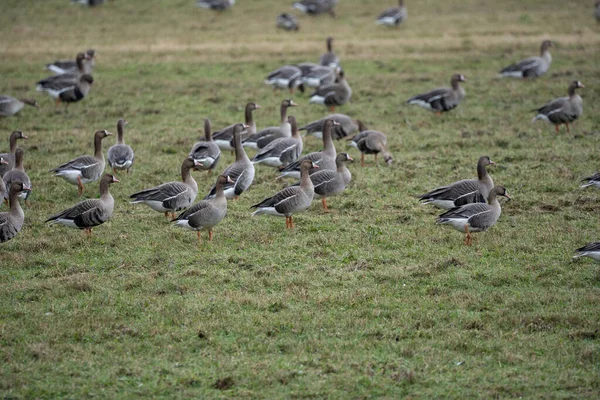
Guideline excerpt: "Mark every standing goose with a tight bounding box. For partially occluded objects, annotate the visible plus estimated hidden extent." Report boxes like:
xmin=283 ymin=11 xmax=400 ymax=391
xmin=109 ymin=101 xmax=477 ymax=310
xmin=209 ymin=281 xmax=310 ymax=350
xmin=172 ymin=175 xmax=233 ymax=243
xmin=348 ymin=130 xmax=393 ymax=166
xmin=596 ymin=1 xmax=600 ymax=23
xmin=0 ymin=131 xmax=28 ymax=177
xmin=0 ymin=96 xmax=38 ymax=117
xmin=72 ymin=0 xmax=106 ymax=6
xmin=0 ymin=158 xmax=8 ymax=205
xmin=51 ymin=129 xmax=112 ymax=196
xmin=251 ymin=160 xmax=318 ymax=228
xmin=580 ymin=172 xmax=600 ymax=189
xmin=307 ymin=152 xmax=353 ymax=211
xmin=278 ymin=119 xmax=339 ymax=179
xmin=437 ymin=185 xmax=511 ymax=246
xmin=189 ymin=118 xmax=221 ymax=173
xmin=573 ymin=242 xmax=600 ymax=261
xmin=36 ymin=74 xmax=94 ymax=108
xmin=36 ymin=52 xmax=89 ymax=89
xmin=264 ymin=65 xmax=304 ymax=93
xmin=319 ymin=37 xmax=339 ymax=68
xmin=292 ymin=0 xmax=337 ymax=17
xmin=499 ymin=40 xmax=553 ymax=79
xmin=196 ymin=0 xmax=234 ymax=11
xmin=309 ymin=69 xmax=352 ymax=112
xmin=418 ymin=156 xmax=495 ymax=210
xmin=407 ymin=74 xmax=466 ymax=115
xmin=252 ymin=115 xmax=303 ymax=167
xmin=212 ymin=102 xmax=260 ymax=152
xmin=205 ymin=124 xmax=255 ymax=200
xmin=3 ymin=148 xmax=31 ymax=201
xmin=0 ymin=182 xmax=30 ymax=244
xmin=532 ymin=80 xmax=584 ymax=133
xmin=130 ymin=158 xmax=201 ymax=219
xmin=45 ymin=49 xmax=95 ymax=75
xmin=277 ymin=13 xmax=300 ymax=31
xmin=376 ymin=0 xmax=407 ymax=27
xmin=107 ymin=119 xmax=135 ymax=175
xmin=242 ymin=99 xmax=298 ymax=150
xmin=301 ymin=114 xmax=363 ymax=140
xmin=46 ymin=174 xmax=118 ymax=237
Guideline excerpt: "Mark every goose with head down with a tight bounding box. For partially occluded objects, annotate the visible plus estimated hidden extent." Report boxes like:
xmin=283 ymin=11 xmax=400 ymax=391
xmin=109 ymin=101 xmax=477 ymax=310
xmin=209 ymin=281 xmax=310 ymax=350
xmin=573 ymin=241 xmax=600 ymax=262
xmin=0 ymin=96 xmax=38 ymax=117
xmin=300 ymin=114 xmax=362 ymax=140
xmin=292 ymin=0 xmax=337 ymax=17
xmin=580 ymin=172 xmax=600 ymax=189
xmin=309 ymin=69 xmax=352 ymax=112
xmin=348 ymin=129 xmax=392 ymax=166
xmin=277 ymin=13 xmax=300 ymax=31
xmin=407 ymin=74 xmax=466 ymax=115
xmin=189 ymin=118 xmax=221 ymax=173
xmin=532 ymin=80 xmax=584 ymax=134
xmin=196 ymin=0 xmax=234 ymax=10
xmin=264 ymin=66 xmax=304 ymax=93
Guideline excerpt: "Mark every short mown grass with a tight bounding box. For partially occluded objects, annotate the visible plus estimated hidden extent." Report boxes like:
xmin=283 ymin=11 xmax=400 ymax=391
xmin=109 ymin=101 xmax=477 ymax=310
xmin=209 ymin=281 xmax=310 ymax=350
xmin=1 ymin=0 xmax=599 ymax=397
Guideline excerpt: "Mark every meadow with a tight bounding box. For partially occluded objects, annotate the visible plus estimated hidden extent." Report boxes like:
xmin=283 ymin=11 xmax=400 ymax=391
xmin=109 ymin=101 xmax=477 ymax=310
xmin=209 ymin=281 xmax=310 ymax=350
xmin=1 ymin=0 xmax=600 ymax=397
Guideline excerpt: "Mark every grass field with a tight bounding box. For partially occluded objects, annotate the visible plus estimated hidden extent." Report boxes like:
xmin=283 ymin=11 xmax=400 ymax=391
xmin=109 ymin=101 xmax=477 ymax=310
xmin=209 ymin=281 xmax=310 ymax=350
xmin=1 ymin=0 xmax=600 ymax=397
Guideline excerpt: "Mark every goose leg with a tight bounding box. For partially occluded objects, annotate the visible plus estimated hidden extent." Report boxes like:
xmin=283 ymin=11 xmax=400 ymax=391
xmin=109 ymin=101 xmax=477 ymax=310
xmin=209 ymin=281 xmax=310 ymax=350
xmin=290 ymin=216 xmax=295 ymax=229
xmin=361 ymin=153 xmax=365 ymax=167
xmin=285 ymin=216 xmax=290 ymax=228
xmin=164 ymin=211 xmax=170 ymax=220
xmin=197 ymin=231 xmax=202 ymax=244
xmin=464 ymin=225 xmax=473 ymax=246
xmin=555 ymin=124 xmax=559 ymax=133
xmin=234 ymin=195 xmax=239 ymax=200
xmin=566 ymin=123 xmax=571 ymax=133
xmin=77 ymin=176 xmax=84 ymax=196
xmin=84 ymin=228 xmax=92 ymax=237
xmin=171 ymin=212 xmax=176 ymax=219
xmin=322 ymin=198 xmax=328 ymax=211
xmin=435 ymin=111 xmax=441 ymax=117
xmin=209 ymin=230 xmax=213 ymax=241
xmin=374 ymin=153 xmax=378 ymax=166
xmin=329 ymin=106 xmax=336 ymax=113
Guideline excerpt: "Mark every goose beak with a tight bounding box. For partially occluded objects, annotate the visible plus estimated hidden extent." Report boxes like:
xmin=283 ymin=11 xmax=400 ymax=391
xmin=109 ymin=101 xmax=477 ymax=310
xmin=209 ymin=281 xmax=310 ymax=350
xmin=386 ymin=159 xmax=393 ymax=166
xmin=113 ymin=176 xmax=120 ymax=183
xmin=193 ymin=160 xmax=203 ymax=168
xmin=22 ymin=135 xmax=29 ymax=139
xmin=579 ymin=83 xmax=586 ymax=88
xmin=504 ymin=193 xmax=511 ymax=201
xmin=0 ymin=159 xmax=7 ymax=165
xmin=347 ymin=155 xmax=354 ymax=162
xmin=489 ymin=160 xmax=496 ymax=165
xmin=333 ymin=120 xmax=340 ymax=126
xmin=254 ymin=104 xmax=261 ymax=109
xmin=242 ymin=124 xmax=250 ymax=129
xmin=311 ymin=162 xmax=319 ymax=169
xmin=105 ymin=131 xmax=113 ymax=136
xmin=227 ymin=176 xmax=235 ymax=184
xmin=290 ymin=100 xmax=298 ymax=107
xmin=23 ymin=184 xmax=32 ymax=191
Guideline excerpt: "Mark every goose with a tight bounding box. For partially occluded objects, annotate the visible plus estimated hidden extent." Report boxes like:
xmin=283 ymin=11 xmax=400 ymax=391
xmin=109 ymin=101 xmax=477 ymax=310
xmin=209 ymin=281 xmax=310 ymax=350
xmin=418 ymin=156 xmax=495 ymax=210
xmin=50 ymin=129 xmax=112 ymax=196
xmin=573 ymin=242 xmax=600 ymax=261
xmin=36 ymin=74 xmax=94 ymax=108
xmin=580 ymin=172 xmax=600 ymax=189
xmin=300 ymin=65 xmax=336 ymax=89
xmin=297 ymin=62 xmax=320 ymax=76
xmin=36 ymin=52 xmax=89 ymax=89
xmin=196 ymin=0 xmax=234 ymax=10
xmin=376 ymin=0 xmax=407 ymax=27
xmin=0 ymin=158 xmax=8 ymax=205
xmin=437 ymin=185 xmax=511 ymax=246
xmin=130 ymin=158 xmax=201 ymax=219
xmin=107 ymin=119 xmax=135 ymax=175
xmin=277 ymin=13 xmax=300 ymax=31
xmin=348 ymin=130 xmax=392 ymax=166
xmin=251 ymin=160 xmax=318 ymax=228
xmin=499 ymin=40 xmax=553 ymax=79
xmin=205 ymin=124 xmax=254 ymax=200
xmin=407 ymin=74 xmax=466 ymax=115
xmin=0 ymin=96 xmax=38 ymax=117
xmin=596 ymin=1 xmax=600 ymax=22
xmin=45 ymin=49 xmax=95 ymax=75
xmin=0 ymin=131 xmax=28 ymax=177
xmin=264 ymin=65 xmax=304 ymax=93
xmin=252 ymin=115 xmax=303 ymax=167
xmin=46 ymin=174 xmax=118 ymax=237
xmin=3 ymin=148 xmax=31 ymax=201
xmin=0 ymin=181 xmax=30 ymax=243
xmin=212 ymin=102 xmax=260 ymax=152
xmin=172 ymin=175 xmax=233 ymax=243
xmin=189 ymin=118 xmax=221 ymax=173
xmin=293 ymin=0 xmax=337 ymax=17
xmin=301 ymin=114 xmax=363 ymax=140
xmin=319 ymin=37 xmax=339 ymax=68
xmin=278 ymin=119 xmax=339 ymax=179
xmin=309 ymin=69 xmax=352 ymax=112
xmin=532 ymin=80 xmax=584 ymax=133
xmin=306 ymin=152 xmax=353 ymax=210
xmin=243 ymin=99 xmax=297 ymax=150
xmin=71 ymin=0 xmax=106 ymax=6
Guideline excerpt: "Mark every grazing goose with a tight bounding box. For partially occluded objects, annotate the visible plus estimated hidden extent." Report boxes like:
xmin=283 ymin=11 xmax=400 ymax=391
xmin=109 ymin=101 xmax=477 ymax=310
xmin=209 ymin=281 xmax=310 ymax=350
xmin=173 ymin=175 xmax=233 ymax=243
xmin=264 ymin=65 xmax=304 ymax=93
xmin=71 ymin=0 xmax=106 ymax=6
xmin=252 ymin=115 xmax=303 ymax=167
xmin=418 ymin=156 xmax=495 ymax=210
xmin=376 ymin=0 xmax=407 ymax=27
xmin=107 ymin=119 xmax=135 ymax=175
xmin=348 ymin=130 xmax=392 ymax=166
xmin=130 ymin=158 xmax=201 ymax=219
xmin=573 ymin=242 xmax=600 ymax=261
xmin=251 ymin=160 xmax=318 ymax=228
xmin=46 ymin=174 xmax=118 ymax=237
xmin=0 ymin=181 xmax=30 ymax=243
xmin=277 ymin=13 xmax=300 ymax=31
xmin=0 ymin=96 xmax=38 ymax=117
xmin=51 ymin=129 xmax=112 ymax=196
xmin=189 ymin=118 xmax=221 ymax=173
xmin=407 ymin=74 xmax=466 ymax=115
xmin=297 ymin=62 xmax=320 ymax=76
xmin=319 ymin=37 xmax=339 ymax=68
xmin=596 ymin=1 xmax=600 ymax=22
xmin=499 ymin=40 xmax=553 ymax=79
xmin=278 ymin=119 xmax=339 ymax=179
xmin=309 ymin=69 xmax=352 ymax=112
xmin=437 ymin=185 xmax=511 ymax=246
xmin=0 ymin=158 xmax=8 ymax=204
xmin=45 ymin=49 xmax=95 ymax=75
xmin=36 ymin=74 xmax=94 ymax=108
xmin=532 ymin=80 xmax=584 ymax=133
xmin=212 ymin=102 xmax=260 ymax=152
xmin=243 ymin=99 xmax=297 ymax=150
xmin=196 ymin=0 xmax=234 ymax=10
xmin=300 ymin=65 xmax=336 ymax=89
xmin=0 ymin=131 xmax=28 ymax=177
xmin=293 ymin=0 xmax=337 ymax=17
xmin=580 ymin=172 xmax=600 ymax=189
xmin=307 ymin=152 xmax=353 ymax=210
xmin=3 ymin=148 xmax=31 ymax=201
xmin=205 ymin=124 xmax=254 ymax=200
xmin=301 ymin=114 xmax=362 ymax=140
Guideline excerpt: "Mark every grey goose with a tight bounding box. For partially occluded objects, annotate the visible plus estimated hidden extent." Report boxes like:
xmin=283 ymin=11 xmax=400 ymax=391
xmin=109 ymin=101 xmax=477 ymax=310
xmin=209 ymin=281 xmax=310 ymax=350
xmin=573 ymin=242 xmax=600 ymax=261
xmin=45 ymin=49 xmax=95 ymax=75
xmin=36 ymin=52 xmax=89 ymax=89
xmin=309 ymin=69 xmax=352 ymax=112
xmin=407 ymin=74 xmax=466 ymax=115
xmin=251 ymin=160 xmax=318 ymax=228
xmin=243 ymin=99 xmax=297 ymax=150
xmin=376 ymin=0 xmax=407 ymax=27
xmin=418 ymin=156 xmax=495 ymax=210
xmin=189 ymin=118 xmax=221 ymax=173
xmin=499 ymin=40 xmax=553 ymax=79
xmin=307 ymin=152 xmax=353 ymax=211
xmin=532 ymin=80 xmax=584 ymax=133
xmin=37 ymin=74 xmax=94 ymax=108
xmin=301 ymin=114 xmax=363 ymax=140
xmin=173 ymin=175 xmax=233 ymax=243
xmin=252 ymin=115 xmax=303 ymax=167
xmin=212 ymin=102 xmax=260 ymax=152
xmin=437 ymin=185 xmax=511 ymax=246
xmin=130 ymin=158 xmax=201 ymax=219
xmin=196 ymin=0 xmax=234 ymax=10
xmin=0 ymin=158 xmax=7 ymax=204
xmin=0 ymin=96 xmax=38 ymax=117
xmin=596 ymin=1 xmax=600 ymax=22
xmin=319 ymin=37 xmax=339 ymax=68
xmin=46 ymin=174 xmax=118 ymax=236
xmin=277 ymin=13 xmax=300 ymax=31
xmin=300 ymin=65 xmax=336 ymax=89
xmin=0 ymin=131 xmax=28 ymax=177
xmin=580 ymin=172 xmax=600 ymax=189
xmin=3 ymin=148 xmax=31 ymax=201
xmin=293 ymin=0 xmax=337 ymax=17
xmin=264 ymin=66 xmax=304 ymax=93
xmin=0 ymin=181 xmax=30 ymax=244
xmin=348 ymin=129 xmax=392 ymax=166
xmin=51 ymin=129 xmax=112 ymax=196
xmin=71 ymin=0 xmax=106 ymax=6
xmin=107 ymin=119 xmax=135 ymax=175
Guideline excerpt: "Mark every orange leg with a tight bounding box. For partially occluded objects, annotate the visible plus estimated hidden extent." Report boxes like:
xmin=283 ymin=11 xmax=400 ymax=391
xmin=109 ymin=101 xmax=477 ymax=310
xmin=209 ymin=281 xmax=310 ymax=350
xmin=126 ymin=168 xmax=131 ymax=174
xmin=209 ymin=230 xmax=213 ymax=241
xmin=464 ymin=225 xmax=472 ymax=246
xmin=208 ymin=169 xmax=213 ymax=175
xmin=290 ymin=216 xmax=295 ymax=229
xmin=360 ymin=153 xmax=365 ymax=167
xmin=84 ymin=228 xmax=92 ymax=237
xmin=164 ymin=211 xmax=170 ymax=220
xmin=77 ymin=176 xmax=84 ymax=196
xmin=171 ymin=212 xmax=176 ymax=219
xmin=555 ymin=124 xmax=560 ymax=133
xmin=234 ymin=195 xmax=239 ymax=201
xmin=285 ymin=216 xmax=290 ymax=228
xmin=374 ymin=153 xmax=379 ymax=166
xmin=435 ymin=111 xmax=441 ymax=117
xmin=566 ymin=123 xmax=571 ymax=134
xmin=197 ymin=231 xmax=202 ymax=244
xmin=55 ymin=98 xmax=61 ymax=108
xmin=329 ymin=105 xmax=335 ymax=113
xmin=322 ymin=197 xmax=329 ymax=211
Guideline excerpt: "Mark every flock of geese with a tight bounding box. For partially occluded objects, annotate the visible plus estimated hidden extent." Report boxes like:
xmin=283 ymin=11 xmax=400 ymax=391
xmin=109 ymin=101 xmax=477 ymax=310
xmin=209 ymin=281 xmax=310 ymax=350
xmin=1 ymin=1 xmax=599 ymax=263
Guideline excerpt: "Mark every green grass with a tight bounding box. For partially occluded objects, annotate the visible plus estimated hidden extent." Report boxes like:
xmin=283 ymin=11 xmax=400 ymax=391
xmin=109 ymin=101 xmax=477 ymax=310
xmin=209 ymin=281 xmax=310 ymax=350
xmin=1 ymin=0 xmax=600 ymax=397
